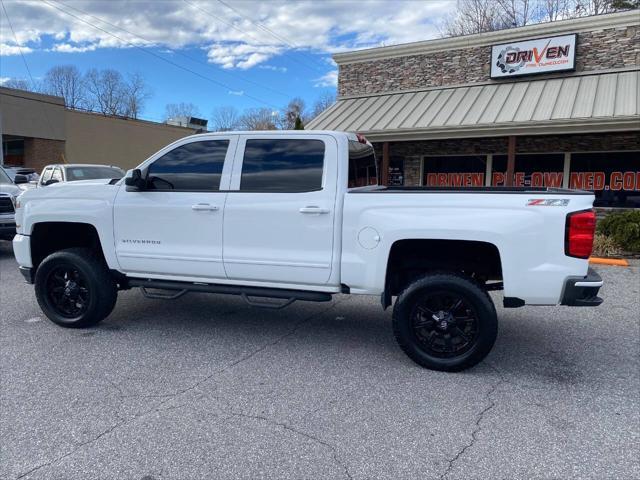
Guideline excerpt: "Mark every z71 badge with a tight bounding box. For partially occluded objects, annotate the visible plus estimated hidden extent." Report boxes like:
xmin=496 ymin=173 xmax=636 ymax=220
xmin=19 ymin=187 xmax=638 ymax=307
xmin=527 ymin=199 xmax=570 ymax=206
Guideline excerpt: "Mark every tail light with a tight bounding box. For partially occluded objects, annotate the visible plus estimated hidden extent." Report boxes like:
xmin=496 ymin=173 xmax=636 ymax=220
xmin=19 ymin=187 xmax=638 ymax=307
xmin=565 ymin=209 xmax=596 ymax=258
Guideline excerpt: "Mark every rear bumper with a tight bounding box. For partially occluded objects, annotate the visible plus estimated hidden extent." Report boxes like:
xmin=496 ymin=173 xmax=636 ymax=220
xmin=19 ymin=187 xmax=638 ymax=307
xmin=560 ymin=267 xmax=603 ymax=307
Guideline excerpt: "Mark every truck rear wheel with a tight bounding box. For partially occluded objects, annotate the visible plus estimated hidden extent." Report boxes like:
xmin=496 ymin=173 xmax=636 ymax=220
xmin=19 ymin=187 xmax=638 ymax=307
xmin=35 ymin=248 xmax=117 ymax=328
xmin=392 ymin=272 xmax=497 ymax=372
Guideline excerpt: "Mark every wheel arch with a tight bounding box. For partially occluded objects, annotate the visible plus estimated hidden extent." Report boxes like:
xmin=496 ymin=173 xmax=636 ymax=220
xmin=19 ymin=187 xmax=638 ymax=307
xmin=382 ymin=238 xmax=503 ymax=308
xmin=30 ymin=221 xmax=107 ymax=272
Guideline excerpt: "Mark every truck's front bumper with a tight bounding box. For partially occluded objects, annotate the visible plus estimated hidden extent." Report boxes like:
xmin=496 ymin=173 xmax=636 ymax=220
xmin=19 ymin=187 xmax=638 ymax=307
xmin=0 ymin=219 xmax=16 ymax=240
xmin=560 ymin=267 xmax=603 ymax=307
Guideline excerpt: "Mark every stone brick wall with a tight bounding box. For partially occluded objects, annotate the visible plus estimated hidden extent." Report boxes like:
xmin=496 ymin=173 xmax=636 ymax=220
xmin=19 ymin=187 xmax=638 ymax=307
xmin=339 ymin=24 xmax=639 ymax=97
xmin=23 ymin=138 xmax=66 ymax=173
xmin=375 ymin=132 xmax=640 ymax=186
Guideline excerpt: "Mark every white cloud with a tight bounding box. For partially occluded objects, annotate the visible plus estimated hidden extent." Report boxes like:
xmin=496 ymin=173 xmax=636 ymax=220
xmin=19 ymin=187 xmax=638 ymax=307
xmin=228 ymin=90 xmax=244 ymax=96
xmin=51 ymin=43 xmax=97 ymax=53
xmin=314 ymin=70 xmax=338 ymax=88
xmin=0 ymin=43 xmax=33 ymax=56
xmin=0 ymin=77 xmax=11 ymax=85
xmin=0 ymin=0 xmax=455 ymax=68
xmin=258 ymin=65 xmax=288 ymax=73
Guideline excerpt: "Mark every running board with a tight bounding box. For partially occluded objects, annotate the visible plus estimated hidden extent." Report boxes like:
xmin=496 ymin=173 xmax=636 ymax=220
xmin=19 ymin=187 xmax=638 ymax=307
xmin=128 ymin=278 xmax=332 ymax=307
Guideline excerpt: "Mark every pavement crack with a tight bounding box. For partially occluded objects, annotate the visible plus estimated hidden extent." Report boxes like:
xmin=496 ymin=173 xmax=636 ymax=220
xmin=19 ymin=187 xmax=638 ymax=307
xmin=439 ymin=365 xmax=504 ymax=480
xmin=226 ymin=410 xmax=352 ymax=480
xmin=15 ymin=420 xmax=125 ymax=479
xmin=14 ymin=298 xmax=349 ymax=479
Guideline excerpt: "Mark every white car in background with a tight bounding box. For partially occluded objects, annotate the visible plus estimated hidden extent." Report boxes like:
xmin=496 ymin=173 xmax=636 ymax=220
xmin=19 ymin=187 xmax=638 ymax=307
xmin=38 ymin=164 xmax=125 ymax=187
xmin=2 ymin=167 xmax=39 ymax=191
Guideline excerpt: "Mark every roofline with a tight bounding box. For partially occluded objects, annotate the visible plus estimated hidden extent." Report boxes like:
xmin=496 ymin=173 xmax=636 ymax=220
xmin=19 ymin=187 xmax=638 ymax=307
xmin=0 ymin=86 xmax=65 ymax=105
xmin=356 ymin=117 xmax=640 ymax=143
xmin=333 ymin=10 xmax=639 ymax=65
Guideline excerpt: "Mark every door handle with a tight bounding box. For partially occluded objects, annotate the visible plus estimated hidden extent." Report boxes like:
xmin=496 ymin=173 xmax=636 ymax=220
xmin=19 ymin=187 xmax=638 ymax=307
xmin=192 ymin=203 xmax=219 ymax=211
xmin=299 ymin=206 xmax=330 ymax=214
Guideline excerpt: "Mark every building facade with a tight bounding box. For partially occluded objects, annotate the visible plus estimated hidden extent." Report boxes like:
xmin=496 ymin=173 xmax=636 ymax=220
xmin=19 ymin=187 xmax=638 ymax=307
xmin=308 ymin=10 xmax=640 ymax=208
xmin=0 ymin=87 xmax=197 ymax=173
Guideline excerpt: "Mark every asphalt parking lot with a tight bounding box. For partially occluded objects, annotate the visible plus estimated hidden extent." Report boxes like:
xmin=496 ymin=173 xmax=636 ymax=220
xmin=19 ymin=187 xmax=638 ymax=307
xmin=1 ymin=241 xmax=638 ymax=480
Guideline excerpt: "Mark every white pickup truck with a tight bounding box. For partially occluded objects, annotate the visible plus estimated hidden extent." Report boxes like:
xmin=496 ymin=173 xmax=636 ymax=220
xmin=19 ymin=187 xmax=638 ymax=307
xmin=12 ymin=131 xmax=603 ymax=371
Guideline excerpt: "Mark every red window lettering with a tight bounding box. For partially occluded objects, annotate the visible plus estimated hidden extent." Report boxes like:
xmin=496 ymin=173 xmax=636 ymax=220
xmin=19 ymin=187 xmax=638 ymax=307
xmin=531 ymin=172 xmax=543 ymax=187
xmin=610 ymin=172 xmax=623 ymax=191
xmin=543 ymin=172 xmax=563 ymax=188
xmin=492 ymin=172 xmax=504 ymax=186
xmin=514 ymin=172 xmax=525 ymax=187
xmin=593 ymin=172 xmax=606 ymax=190
xmin=470 ymin=173 xmax=484 ymax=187
xmin=623 ymin=171 xmax=635 ymax=190
xmin=569 ymin=172 xmax=583 ymax=189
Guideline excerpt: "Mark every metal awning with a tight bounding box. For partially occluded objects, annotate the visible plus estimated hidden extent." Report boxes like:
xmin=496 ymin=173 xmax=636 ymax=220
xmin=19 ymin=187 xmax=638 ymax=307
xmin=307 ymin=69 xmax=640 ymax=141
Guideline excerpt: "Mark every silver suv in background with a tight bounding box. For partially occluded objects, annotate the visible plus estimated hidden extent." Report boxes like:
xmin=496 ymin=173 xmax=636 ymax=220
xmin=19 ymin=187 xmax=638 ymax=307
xmin=39 ymin=164 xmax=125 ymax=187
xmin=0 ymin=167 xmax=22 ymax=241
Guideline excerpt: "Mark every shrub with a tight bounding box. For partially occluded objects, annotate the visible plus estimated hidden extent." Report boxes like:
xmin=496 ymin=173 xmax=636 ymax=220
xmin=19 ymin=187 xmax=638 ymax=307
xmin=592 ymin=233 xmax=622 ymax=257
xmin=597 ymin=210 xmax=640 ymax=253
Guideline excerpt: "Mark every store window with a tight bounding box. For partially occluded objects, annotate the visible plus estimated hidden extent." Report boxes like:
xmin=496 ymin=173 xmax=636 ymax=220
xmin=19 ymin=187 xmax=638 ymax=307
xmin=569 ymin=152 xmax=640 ymax=208
xmin=388 ymin=158 xmax=404 ymax=186
xmin=492 ymin=154 xmax=565 ymax=187
xmin=422 ymin=155 xmax=486 ymax=187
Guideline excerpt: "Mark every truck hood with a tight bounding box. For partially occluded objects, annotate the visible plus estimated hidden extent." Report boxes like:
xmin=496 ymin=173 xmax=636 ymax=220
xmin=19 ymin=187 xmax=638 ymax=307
xmin=19 ymin=178 xmax=118 ymax=204
xmin=0 ymin=184 xmax=22 ymax=197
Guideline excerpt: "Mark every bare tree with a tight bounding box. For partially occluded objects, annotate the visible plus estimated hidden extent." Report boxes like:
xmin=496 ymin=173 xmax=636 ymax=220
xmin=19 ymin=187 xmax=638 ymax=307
xmin=122 ymin=73 xmax=150 ymax=119
xmin=442 ymin=0 xmax=504 ymax=36
xmin=43 ymin=65 xmax=86 ymax=109
xmin=310 ymin=92 xmax=336 ymax=119
xmin=539 ymin=0 xmax=571 ymax=21
xmin=238 ymin=108 xmax=277 ymax=130
xmin=495 ymin=0 xmax=534 ymax=26
xmin=164 ymin=102 xmax=201 ymax=121
xmin=1 ymin=78 xmax=33 ymax=91
xmin=85 ymin=69 xmax=126 ymax=116
xmin=279 ymin=97 xmax=307 ymax=130
xmin=210 ymin=106 xmax=240 ymax=131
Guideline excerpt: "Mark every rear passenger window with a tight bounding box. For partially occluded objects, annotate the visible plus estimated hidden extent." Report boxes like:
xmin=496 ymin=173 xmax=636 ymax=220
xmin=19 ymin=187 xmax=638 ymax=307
xmin=240 ymin=139 xmax=324 ymax=192
xmin=147 ymin=140 xmax=229 ymax=191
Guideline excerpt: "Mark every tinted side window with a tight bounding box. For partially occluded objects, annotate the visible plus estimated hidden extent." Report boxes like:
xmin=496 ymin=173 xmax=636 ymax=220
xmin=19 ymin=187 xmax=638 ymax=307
xmin=147 ymin=140 xmax=229 ymax=191
xmin=240 ymin=139 xmax=324 ymax=192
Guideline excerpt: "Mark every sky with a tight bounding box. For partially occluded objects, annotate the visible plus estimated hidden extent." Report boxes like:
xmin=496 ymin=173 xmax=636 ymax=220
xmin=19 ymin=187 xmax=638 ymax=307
xmin=0 ymin=0 xmax=456 ymax=123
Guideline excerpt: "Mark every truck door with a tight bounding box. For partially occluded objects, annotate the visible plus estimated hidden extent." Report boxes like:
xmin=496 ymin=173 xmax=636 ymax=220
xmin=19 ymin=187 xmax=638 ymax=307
xmin=113 ymin=136 xmax=237 ymax=279
xmin=223 ymin=134 xmax=338 ymax=285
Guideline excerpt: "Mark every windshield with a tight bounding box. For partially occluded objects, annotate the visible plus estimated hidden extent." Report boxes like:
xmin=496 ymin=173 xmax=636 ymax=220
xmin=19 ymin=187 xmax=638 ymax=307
xmin=348 ymin=141 xmax=378 ymax=188
xmin=0 ymin=168 xmax=12 ymax=185
xmin=65 ymin=166 xmax=124 ymax=181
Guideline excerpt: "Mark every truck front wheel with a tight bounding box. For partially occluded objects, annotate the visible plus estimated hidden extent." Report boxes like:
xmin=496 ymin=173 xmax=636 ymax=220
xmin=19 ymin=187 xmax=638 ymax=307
xmin=35 ymin=248 xmax=118 ymax=328
xmin=392 ymin=273 xmax=497 ymax=371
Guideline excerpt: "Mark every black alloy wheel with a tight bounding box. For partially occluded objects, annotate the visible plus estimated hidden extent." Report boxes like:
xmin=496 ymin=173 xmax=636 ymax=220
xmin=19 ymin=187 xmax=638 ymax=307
xmin=393 ymin=272 xmax=498 ymax=372
xmin=45 ymin=265 xmax=90 ymax=319
xmin=35 ymin=248 xmax=118 ymax=328
xmin=410 ymin=291 xmax=479 ymax=358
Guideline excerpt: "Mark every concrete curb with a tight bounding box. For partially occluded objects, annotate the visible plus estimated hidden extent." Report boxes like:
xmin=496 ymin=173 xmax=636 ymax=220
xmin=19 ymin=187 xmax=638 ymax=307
xmin=589 ymin=257 xmax=629 ymax=267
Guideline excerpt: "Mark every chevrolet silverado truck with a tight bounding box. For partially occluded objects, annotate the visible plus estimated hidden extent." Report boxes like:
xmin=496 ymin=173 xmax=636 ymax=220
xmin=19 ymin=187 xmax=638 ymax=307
xmin=12 ymin=131 xmax=603 ymax=371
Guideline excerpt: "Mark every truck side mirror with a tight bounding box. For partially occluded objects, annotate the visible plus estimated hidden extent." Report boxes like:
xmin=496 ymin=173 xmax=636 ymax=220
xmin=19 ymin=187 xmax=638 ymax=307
xmin=44 ymin=179 xmax=59 ymax=186
xmin=125 ymin=169 xmax=146 ymax=191
xmin=14 ymin=174 xmax=29 ymax=184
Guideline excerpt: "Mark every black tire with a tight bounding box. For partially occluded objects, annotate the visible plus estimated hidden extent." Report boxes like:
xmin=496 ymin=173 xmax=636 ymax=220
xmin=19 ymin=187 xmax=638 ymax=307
xmin=35 ymin=247 xmax=117 ymax=328
xmin=392 ymin=272 xmax=497 ymax=372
